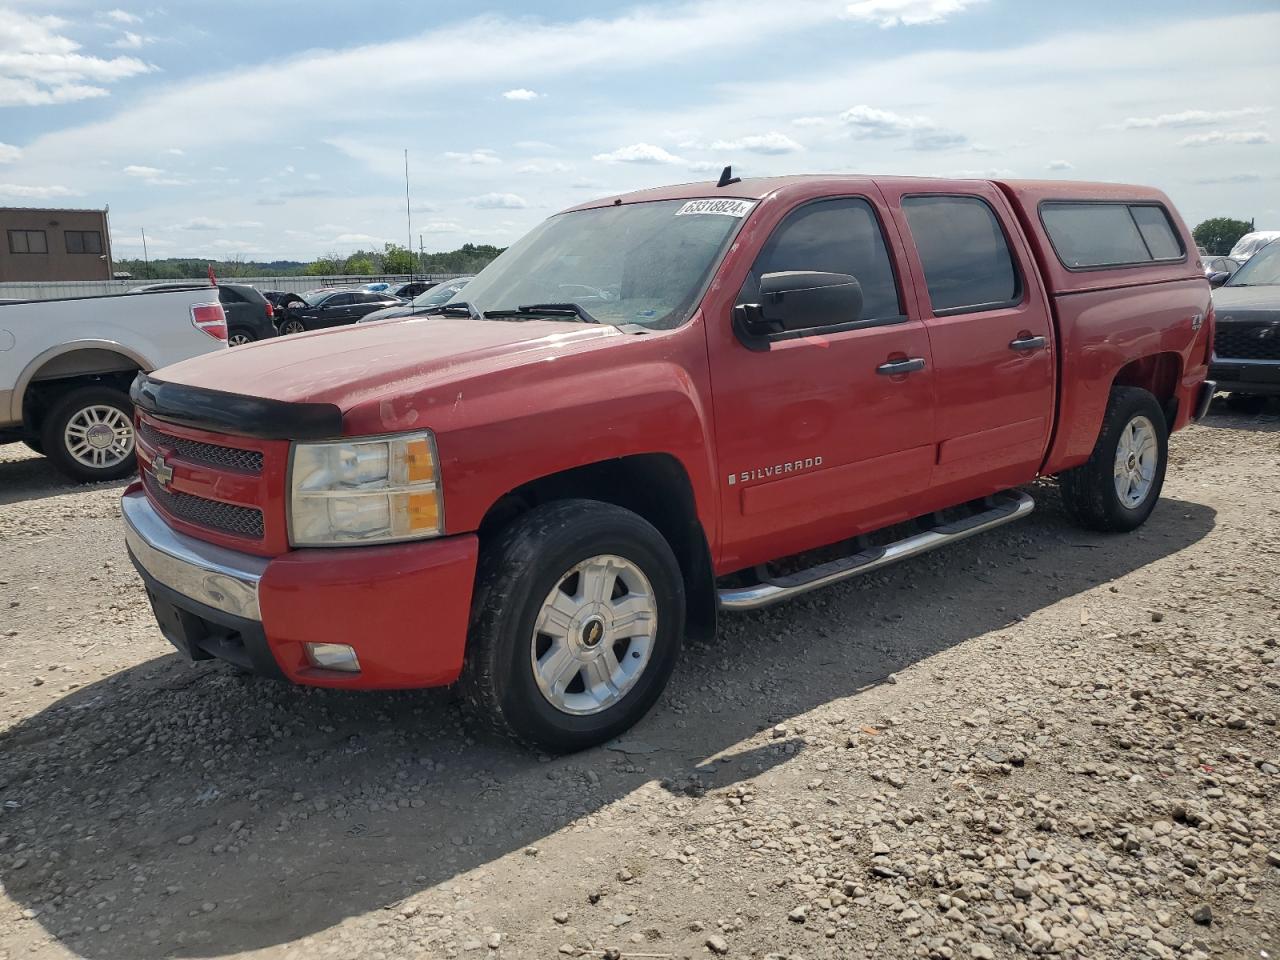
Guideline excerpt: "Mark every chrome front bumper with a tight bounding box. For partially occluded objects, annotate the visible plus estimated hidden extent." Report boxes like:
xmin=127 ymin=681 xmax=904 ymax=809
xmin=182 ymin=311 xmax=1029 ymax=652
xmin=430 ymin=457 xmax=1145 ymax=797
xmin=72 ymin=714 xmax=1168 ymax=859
xmin=122 ymin=490 xmax=267 ymax=621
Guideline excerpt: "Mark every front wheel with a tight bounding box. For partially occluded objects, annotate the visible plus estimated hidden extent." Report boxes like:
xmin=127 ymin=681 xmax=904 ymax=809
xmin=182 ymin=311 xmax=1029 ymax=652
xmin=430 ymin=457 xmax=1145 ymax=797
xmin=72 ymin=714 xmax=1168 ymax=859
xmin=1059 ymin=386 xmax=1168 ymax=532
xmin=279 ymin=318 xmax=307 ymax=335
xmin=461 ymin=499 xmax=685 ymax=753
xmin=41 ymin=385 xmax=137 ymax=483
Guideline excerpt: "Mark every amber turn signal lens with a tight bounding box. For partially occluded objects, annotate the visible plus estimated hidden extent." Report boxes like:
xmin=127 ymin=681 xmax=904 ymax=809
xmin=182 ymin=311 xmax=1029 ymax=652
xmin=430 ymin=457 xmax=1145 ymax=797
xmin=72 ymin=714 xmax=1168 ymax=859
xmin=405 ymin=491 xmax=440 ymax=532
xmin=403 ymin=438 xmax=436 ymax=483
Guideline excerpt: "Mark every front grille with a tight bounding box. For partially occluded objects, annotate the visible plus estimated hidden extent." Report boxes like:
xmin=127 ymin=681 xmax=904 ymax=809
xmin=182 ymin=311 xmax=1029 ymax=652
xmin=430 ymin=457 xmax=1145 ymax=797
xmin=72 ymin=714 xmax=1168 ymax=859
xmin=1215 ymin=323 xmax=1280 ymax=362
xmin=145 ymin=474 xmax=265 ymax=540
xmin=139 ymin=421 xmax=264 ymax=474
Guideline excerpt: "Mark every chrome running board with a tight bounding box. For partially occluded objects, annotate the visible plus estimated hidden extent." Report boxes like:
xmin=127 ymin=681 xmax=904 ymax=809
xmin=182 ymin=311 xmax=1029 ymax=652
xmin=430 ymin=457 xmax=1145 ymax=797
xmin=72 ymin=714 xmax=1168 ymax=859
xmin=717 ymin=489 xmax=1035 ymax=612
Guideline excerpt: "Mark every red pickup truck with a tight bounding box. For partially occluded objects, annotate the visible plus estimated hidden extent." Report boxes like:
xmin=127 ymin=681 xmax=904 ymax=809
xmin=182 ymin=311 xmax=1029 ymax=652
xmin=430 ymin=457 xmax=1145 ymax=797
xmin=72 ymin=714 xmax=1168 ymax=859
xmin=122 ymin=174 xmax=1215 ymax=752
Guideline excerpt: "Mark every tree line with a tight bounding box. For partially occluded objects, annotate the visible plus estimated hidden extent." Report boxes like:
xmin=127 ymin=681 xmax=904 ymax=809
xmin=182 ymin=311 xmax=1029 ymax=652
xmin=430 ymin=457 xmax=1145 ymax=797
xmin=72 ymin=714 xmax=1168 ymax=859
xmin=114 ymin=242 xmax=505 ymax=280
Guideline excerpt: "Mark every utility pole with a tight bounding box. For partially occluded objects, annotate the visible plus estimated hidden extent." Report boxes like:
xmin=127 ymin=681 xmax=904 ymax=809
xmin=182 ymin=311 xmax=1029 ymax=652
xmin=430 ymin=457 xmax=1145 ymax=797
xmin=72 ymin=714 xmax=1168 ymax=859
xmin=419 ymin=233 xmax=425 ymax=277
xmin=404 ymin=148 xmax=413 ymax=276
xmin=140 ymin=227 xmax=150 ymax=279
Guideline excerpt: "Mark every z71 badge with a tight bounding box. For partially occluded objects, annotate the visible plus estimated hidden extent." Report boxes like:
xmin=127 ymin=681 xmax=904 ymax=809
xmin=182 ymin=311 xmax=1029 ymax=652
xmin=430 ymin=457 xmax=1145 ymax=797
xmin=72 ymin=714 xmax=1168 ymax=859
xmin=728 ymin=456 xmax=823 ymax=486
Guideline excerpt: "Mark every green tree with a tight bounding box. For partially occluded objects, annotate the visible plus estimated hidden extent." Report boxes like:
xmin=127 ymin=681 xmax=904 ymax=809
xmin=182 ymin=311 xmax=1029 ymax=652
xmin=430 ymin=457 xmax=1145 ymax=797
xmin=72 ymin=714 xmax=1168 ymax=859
xmin=383 ymin=243 xmax=416 ymax=274
xmin=344 ymin=254 xmax=376 ymax=275
xmin=1193 ymin=217 xmax=1253 ymax=255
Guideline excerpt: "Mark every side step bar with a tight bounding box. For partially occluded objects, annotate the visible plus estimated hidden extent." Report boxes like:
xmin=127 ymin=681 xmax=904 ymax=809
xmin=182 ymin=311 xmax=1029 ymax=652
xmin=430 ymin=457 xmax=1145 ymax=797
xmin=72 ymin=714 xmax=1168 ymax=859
xmin=717 ymin=490 xmax=1035 ymax=612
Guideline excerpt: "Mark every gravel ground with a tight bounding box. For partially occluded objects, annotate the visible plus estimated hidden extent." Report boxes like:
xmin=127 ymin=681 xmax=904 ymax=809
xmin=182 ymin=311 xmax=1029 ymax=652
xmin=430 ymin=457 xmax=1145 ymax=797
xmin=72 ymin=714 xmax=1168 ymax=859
xmin=0 ymin=400 xmax=1276 ymax=960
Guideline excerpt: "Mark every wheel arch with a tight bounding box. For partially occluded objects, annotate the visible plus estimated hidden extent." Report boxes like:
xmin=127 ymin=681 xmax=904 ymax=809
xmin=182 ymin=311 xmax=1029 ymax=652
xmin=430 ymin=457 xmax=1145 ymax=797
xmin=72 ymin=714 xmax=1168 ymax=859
xmin=477 ymin=453 xmax=718 ymax=641
xmin=15 ymin=340 xmax=149 ymax=427
xmin=1111 ymin=351 xmax=1183 ymax=428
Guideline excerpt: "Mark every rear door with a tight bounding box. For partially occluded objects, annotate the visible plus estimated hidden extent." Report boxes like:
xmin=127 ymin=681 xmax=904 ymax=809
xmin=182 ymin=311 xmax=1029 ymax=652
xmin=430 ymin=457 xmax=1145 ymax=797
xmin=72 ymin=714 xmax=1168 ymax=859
xmin=879 ymin=183 xmax=1055 ymax=500
xmin=706 ymin=191 xmax=937 ymax=571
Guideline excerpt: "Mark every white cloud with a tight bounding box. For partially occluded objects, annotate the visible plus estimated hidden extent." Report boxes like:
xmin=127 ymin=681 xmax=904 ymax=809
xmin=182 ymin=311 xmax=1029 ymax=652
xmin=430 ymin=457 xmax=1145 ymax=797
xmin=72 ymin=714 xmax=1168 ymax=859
xmin=843 ymin=0 xmax=986 ymax=28
xmin=103 ymin=9 xmax=142 ymax=24
xmin=122 ymin=164 xmax=163 ymax=176
xmin=1122 ymin=106 xmax=1269 ymax=129
xmin=1178 ymin=130 xmax=1272 ymax=147
xmin=443 ymin=149 xmax=501 ymax=165
xmin=593 ymin=143 xmax=685 ymax=164
xmin=516 ymin=159 xmax=574 ymax=174
xmin=110 ymin=32 xmax=147 ymax=50
xmin=176 ymin=217 xmax=263 ymax=231
xmin=514 ymin=140 xmax=558 ymax=151
xmin=792 ymin=116 xmax=830 ymax=127
xmin=165 ymin=147 xmax=184 ymax=156
xmin=687 ymin=160 xmax=723 ymax=172
xmin=419 ymin=220 xmax=462 ymax=232
xmin=839 ymin=104 xmax=965 ymax=150
xmin=332 ymin=233 xmax=388 ymax=246
xmin=1193 ymin=173 xmax=1264 ymax=185
xmin=0 ymin=142 xmax=21 ymax=163
xmin=840 ymin=104 xmax=934 ymax=136
xmin=502 ymin=88 xmax=540 ymax=101
xmin=1047 ymin=159 xmax=1073 ymax=170
xmin=466 ymin=192 xmax=528 ymax=209
xmin=0 ymin=183 xmax=77 ymax=199
xmin=0 ymin=10 xmax=152 ymax=106
xmin=709 ymin=131 xmax=803 ymax=154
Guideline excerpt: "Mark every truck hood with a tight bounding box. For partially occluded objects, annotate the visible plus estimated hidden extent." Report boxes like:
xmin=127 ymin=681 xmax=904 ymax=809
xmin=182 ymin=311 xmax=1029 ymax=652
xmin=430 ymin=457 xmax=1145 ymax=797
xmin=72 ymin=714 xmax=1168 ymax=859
xmin=154 ymin=315 xmax=620 ymax=410
xmin=1213 ymin=285 xmax=1280 ymax=322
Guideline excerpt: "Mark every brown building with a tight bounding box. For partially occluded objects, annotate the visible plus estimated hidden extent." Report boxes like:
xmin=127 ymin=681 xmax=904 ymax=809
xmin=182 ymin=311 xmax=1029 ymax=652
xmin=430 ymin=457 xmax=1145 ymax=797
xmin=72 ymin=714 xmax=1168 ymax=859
xmin=0 ymin=207 xmax=113 ymax=283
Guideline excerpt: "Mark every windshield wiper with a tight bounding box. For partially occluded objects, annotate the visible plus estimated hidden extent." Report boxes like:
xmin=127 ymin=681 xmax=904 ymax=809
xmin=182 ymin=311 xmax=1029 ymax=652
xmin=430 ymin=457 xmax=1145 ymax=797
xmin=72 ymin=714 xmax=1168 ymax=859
xmin=428 ymin=301 xmax=481 ymax=320
xmin=483 ymin=302 xmax=602 ymax=324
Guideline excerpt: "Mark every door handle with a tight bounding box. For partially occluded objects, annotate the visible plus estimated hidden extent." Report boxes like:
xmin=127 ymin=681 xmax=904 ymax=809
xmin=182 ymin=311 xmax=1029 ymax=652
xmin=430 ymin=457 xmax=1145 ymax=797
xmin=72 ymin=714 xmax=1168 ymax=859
xmin=876 ymin=357 xmax=926 ymax=376
xmin=1009 ymin=334 xmax=1047 ymax=352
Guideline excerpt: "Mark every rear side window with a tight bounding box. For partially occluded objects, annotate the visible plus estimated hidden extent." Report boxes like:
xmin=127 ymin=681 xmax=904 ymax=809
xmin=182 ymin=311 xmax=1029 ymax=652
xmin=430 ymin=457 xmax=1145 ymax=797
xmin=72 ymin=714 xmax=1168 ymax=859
xmin=217 ymin=287 xmax=245 ymax=304
xmin=1040 ymin=202 xmax=1185 ymax=268
xmin=739 ymin=197 xmax=903 ymax=323
xmin=901 ymin=196 xmax=1020 ymax=314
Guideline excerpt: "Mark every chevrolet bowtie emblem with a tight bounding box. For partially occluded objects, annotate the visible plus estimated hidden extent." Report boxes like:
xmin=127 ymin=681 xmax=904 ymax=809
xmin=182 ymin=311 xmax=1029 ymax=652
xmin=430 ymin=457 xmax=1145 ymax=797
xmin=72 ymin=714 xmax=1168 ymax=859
xmin=151 ymin=454 xmax=174 ymax=487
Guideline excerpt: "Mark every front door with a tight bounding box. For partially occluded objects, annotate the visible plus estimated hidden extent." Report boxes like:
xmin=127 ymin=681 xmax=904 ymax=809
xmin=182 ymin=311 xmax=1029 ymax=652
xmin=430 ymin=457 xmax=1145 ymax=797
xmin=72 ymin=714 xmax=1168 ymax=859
xmin=706 ymin=193 xmax=937 ymax=573
xmin=880 ymin=185 xmax=1056 ymax=501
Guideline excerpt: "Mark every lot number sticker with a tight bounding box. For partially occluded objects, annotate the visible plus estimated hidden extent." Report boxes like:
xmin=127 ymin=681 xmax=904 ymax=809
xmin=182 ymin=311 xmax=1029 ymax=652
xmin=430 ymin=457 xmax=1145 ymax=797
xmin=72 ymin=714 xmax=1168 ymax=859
xmin=675 ymin=198 xmax=755 ymax=218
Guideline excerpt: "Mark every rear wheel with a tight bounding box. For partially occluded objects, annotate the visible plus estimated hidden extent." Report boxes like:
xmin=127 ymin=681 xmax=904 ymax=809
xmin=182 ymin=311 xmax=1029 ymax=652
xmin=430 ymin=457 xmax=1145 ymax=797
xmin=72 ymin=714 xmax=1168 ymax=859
xmin=41 ymin=385 xmax=137 ymax=483
xmin=227 ymin=327 xmax=256 ymax=347
xmin=461 ymin=499 xmax=685 ymax=753
xmin=279 ymin=318 xmax=306 ymax=335
xmin=1059 ymin=386 xmax=1168 ymax=532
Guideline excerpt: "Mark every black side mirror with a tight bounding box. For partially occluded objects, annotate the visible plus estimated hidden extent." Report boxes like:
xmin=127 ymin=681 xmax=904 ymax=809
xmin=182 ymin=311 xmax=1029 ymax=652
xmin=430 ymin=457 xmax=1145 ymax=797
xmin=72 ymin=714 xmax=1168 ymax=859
xmin=1208 ymin=271 xmax=1229 ymax=289
xmin=735 ymin=271 xmax=863 ymax=343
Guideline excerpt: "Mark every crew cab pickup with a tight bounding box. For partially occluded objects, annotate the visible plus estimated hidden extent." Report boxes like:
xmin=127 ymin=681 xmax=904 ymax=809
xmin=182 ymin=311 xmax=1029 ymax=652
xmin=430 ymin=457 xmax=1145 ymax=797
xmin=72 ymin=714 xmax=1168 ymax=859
xmin=1 ymin=288 xmax=228 ymax=481
xmin=121 ymin=175 xmax=1214 ymax=752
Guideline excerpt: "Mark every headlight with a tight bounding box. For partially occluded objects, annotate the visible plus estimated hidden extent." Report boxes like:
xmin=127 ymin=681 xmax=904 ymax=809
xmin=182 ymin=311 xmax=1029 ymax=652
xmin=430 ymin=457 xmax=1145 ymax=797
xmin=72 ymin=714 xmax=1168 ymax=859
xmin=288 ymin=432 xmax=443 ymax=546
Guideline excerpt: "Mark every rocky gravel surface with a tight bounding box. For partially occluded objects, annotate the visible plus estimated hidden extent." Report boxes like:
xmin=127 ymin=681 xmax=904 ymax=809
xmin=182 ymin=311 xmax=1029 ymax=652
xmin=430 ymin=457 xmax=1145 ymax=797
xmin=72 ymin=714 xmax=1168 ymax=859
xmin=0 ymin=401 xmax=1277 ymax=960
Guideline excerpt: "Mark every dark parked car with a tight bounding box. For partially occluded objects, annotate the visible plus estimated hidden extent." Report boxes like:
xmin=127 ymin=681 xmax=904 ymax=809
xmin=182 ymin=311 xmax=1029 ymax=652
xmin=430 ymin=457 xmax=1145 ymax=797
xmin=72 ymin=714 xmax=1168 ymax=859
xmin=390 ymin=280 xmax=436 ymax=299
xmin=262 ymin=290 xmax=307 ymax=317
xmin=217 ymin=284 xmax=278 ymax=346
xmin=278 ymin=288 xmax=403 ymax=334
xmin=1209 ymin=239 xmax=1280 ymax=409
xmin=357 ymin=276 xmax=473 ymax=324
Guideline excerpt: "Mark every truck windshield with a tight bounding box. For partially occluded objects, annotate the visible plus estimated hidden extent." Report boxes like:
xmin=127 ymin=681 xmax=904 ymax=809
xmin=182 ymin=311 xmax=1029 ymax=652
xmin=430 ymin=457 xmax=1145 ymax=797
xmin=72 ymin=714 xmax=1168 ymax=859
xmin=1225 ymin=240 xmax=1280 ymax=286
xmin=459 ymin=198 xmax=751 ymax=330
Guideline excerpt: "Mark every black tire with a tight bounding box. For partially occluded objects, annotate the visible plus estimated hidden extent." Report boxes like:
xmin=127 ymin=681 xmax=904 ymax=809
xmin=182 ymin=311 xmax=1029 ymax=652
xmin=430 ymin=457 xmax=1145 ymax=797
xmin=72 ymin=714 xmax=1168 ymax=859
xmin=40 ymin=385 xmax=137 ymax=483
xmin=279 ymin=318 xmax=307 ymax=335
xmin=22 ymin=439 xmax=43 ymax=455
xmin=227 ymin=327 xmax=256 ymax=347
xmin=1225 ymin=393 xmax=1267 ymax=415
xmin=461 ymin=499 xmax=685 ymax=754
xmin=1059 ymin=386 xmax=1168 ymax=532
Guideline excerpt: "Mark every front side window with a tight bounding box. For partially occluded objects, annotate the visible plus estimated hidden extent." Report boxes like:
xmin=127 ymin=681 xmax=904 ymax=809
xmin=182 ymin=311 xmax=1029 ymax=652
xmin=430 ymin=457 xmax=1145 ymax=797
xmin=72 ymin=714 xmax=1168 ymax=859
xmin=459 ymin=198 xmax=748 ymax=330
xmin=901 ymin=195 xmax=1019 ymax=314
xmin=1040 ymin=201 xmax=1185 ymax=268
xmin=8 ymin=229 xmax=47 ymax=254
xmin=65 ymin=230 xmax=103 ymax=254
xmin=737 ymin=197 xmax=903 ymax=323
